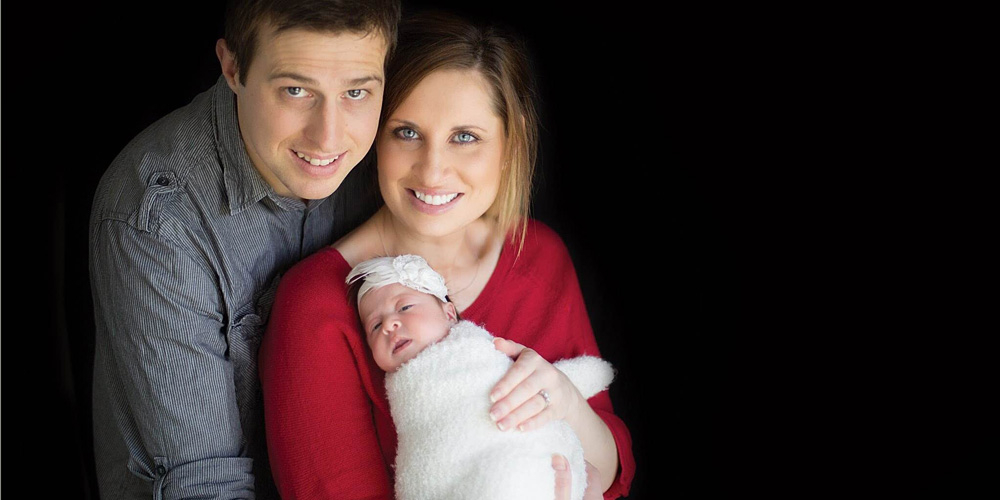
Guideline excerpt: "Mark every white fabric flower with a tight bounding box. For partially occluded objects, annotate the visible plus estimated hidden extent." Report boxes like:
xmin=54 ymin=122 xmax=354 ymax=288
xmin=347 ymin=254 xmax=450 ymax=304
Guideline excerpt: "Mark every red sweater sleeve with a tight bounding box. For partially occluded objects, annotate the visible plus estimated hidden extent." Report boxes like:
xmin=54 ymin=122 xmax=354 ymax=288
xmin=464 ymin=220 xmax=635 ymax=499
xmin=259 ymin=248 xmax=393 ymax=500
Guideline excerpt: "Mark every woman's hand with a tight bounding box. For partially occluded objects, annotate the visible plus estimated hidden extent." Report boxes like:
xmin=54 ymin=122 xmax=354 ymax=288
xmin=490 ymin=337 xmax=585 ymax=432
xmin=553 ymin=455 xmax=604 ymax=500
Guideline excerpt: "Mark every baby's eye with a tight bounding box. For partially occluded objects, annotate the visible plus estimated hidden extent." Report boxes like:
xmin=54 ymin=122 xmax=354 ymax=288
xmin=345 ymin=89 xmax=368 ymax=100
xmin=400 ymin=304 xmax=413 ymax=312
xmin=285 ymin=87 xmax=307 ymax=98
xmin=371 ymin=321 xmax=382 ymax=333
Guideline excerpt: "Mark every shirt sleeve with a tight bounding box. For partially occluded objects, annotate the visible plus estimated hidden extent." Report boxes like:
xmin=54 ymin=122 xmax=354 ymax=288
xmin=258 ymin=254 xmax=394 ymax=500
xmin=91 ymin=219 xmax=255 ymax=499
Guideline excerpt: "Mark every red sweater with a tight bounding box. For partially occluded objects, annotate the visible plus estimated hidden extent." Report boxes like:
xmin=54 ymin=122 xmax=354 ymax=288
xmin=259 ymin=219 xmax=634 ymax=499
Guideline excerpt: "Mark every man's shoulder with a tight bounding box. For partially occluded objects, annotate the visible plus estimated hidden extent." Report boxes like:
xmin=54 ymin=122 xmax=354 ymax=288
xmin=91 ymin=86 xmax=221 ymax=233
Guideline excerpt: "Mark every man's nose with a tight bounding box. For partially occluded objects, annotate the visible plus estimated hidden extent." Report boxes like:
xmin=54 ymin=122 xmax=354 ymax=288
xmin=304 ymin=100 xmax=344 ymax=152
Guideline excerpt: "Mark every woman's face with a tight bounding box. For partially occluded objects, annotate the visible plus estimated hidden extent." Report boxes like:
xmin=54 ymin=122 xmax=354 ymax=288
xmin=377 ymin=69 xmax=505 ymax=238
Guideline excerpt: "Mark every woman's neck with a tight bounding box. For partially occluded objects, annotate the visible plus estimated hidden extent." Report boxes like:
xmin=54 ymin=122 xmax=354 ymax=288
xmin=378 ymin=208 xmax=489 ymax=273
xmin=377 ymin=207 xmax=502 ymax=310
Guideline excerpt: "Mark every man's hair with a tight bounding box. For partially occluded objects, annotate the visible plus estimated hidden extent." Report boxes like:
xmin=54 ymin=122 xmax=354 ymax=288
xmin=224 ymin=0 xmax=401 ymax=84
xmin=378 ymin=11 xmax=539 ymax=254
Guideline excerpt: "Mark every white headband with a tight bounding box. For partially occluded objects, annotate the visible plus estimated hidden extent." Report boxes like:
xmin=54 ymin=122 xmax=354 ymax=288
xmin=346 ymin=255 xmax=450 ymax=305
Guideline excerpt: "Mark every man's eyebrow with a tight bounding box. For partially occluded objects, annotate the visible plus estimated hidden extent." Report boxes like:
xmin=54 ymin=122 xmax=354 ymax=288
xmin=269 ymin=71 xmax=320 ymax=85
xmin=268 ymin=72 xmax=383 ymax=88
xmin=346 ymin=75 xmax=383 ymax=87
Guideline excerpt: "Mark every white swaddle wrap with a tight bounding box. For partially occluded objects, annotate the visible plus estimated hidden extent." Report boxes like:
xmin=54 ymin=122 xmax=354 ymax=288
xmin=385 ymin=320 xmax=614 ymax=500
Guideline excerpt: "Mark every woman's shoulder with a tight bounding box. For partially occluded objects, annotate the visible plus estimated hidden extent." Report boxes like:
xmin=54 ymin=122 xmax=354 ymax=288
xmin=495 ymin=218 xmax=577 ymax=288
xmin=512 ymin=218 xmax=573 ymax=265
xmin=276 ymin=245 xmax=352 ymax=302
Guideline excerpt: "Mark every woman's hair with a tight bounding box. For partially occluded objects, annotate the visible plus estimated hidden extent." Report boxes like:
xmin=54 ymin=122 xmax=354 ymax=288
xmin=224 ymin=0 xmax=402 ymax=85
xmin=380 ymin=11 xmax=539 ymax=252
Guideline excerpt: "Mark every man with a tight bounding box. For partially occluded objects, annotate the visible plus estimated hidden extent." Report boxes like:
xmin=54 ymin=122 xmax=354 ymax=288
xmin=89 ymin=1 xmax=400 ymax=498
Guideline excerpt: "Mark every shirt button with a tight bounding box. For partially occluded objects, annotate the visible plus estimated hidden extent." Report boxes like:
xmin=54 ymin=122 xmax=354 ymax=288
xmin=156 ymin=465 xmax=167 ymax=475
xmin=156 ymin=176 xmax=171 ymax=186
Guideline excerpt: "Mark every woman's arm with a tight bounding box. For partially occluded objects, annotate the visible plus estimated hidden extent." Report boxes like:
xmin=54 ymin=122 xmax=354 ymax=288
xmin=491 ymin=339 xmax=619 ymax=492
xmin=485 ymin=221 xmax=634 ymax=498
xmin=258 ymin=252 xmax=393 ymax=500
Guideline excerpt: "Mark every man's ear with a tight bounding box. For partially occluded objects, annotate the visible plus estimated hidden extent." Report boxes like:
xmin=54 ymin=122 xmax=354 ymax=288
xmin=444 ymin=302 xmax=458 ymax=322
xmin=216 ymin=39 xmax=241 ymax=92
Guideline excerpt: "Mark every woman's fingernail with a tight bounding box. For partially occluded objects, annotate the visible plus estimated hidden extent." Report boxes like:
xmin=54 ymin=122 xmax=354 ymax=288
xmin=489 ymin=392 xmax=499 ymax=403
xmin=497 ymin=421 xmax=506 ymax=431
xmin=489 ymin=408 xmax=500 ymax=421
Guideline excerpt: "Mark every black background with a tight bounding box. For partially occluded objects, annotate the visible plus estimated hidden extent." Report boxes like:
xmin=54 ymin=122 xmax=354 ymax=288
xmin=3 ymin=1 xmax=764 ymax=497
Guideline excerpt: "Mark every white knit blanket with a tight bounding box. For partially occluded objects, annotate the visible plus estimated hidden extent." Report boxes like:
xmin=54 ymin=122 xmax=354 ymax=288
xmin=385 ymin=320 xmax=615 ymax=500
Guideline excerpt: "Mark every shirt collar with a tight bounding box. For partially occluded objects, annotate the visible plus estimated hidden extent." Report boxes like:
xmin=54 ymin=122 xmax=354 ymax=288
xmin=212 ymin=75 xmax=314 ymax=214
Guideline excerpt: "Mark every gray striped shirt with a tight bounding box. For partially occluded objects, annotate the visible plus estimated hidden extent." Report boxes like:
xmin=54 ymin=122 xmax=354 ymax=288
xmin=89 ymin=76 xmax=378 ymax=499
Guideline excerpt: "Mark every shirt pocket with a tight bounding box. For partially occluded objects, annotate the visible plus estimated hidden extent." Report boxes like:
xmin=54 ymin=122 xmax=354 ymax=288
xmin=227 ymin=272 xmax=282 ymax=450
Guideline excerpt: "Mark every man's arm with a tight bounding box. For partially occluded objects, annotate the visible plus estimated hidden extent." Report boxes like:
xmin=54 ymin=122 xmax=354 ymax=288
xmin=92 ymin=219 xmax=255 ymax=498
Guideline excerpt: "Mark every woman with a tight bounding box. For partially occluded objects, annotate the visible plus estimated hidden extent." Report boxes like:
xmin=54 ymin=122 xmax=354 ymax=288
xmin=259 ymin=12 xmax=634 ymax=499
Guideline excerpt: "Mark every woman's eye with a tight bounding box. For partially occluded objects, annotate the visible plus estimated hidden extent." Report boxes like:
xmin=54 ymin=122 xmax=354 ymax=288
xmin=454 ymin=132 xmax=478 ymax=143
xmin=345 ymin=89 xmax=368 ymax=100
xmin=395 ymin=128 xmax=419 ymax=140
xmin=285 ymin=87 xmax=307 ymax=98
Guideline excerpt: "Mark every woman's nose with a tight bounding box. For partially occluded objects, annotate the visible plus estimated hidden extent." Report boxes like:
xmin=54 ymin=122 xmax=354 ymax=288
xmin=415 ymin=144 xmax=448 ymax=184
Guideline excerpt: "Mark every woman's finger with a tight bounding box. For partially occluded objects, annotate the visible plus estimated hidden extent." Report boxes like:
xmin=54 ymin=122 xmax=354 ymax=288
xmin=488 ymin=346 xmax=541 ymax=403
xmin=491 ymin=369 xmax=548 ymax=427
xmin=497 ymin=389 xmax=551 ymax=432
xmin=511 ymin=393 xmax=554 ymax=432
xmin=583 ymin=460 xmax=603 ymax=500
xmin=552 ymin=454 xmax=572 ymax=500
xmin=492 ymin=337 xmax=526 ymax=358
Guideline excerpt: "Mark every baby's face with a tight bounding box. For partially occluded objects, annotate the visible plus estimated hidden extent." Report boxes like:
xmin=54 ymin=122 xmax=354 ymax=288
xmin=359 ymin=283 xmax=458 ymax=372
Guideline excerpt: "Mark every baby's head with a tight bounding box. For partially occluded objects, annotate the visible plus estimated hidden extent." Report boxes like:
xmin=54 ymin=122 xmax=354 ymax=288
xmin=347 ymin=255 xmax=458 ymax=372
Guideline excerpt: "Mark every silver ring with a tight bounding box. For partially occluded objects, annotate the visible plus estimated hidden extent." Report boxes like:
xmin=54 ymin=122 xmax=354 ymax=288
xmin=539 ymin=389 xmax=551 ymax=407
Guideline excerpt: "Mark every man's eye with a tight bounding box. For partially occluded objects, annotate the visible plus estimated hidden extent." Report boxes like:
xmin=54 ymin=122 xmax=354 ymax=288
xmin=454 ymin=132 xmax=478 ymax=143
xmin=394 ymin=128 xmax=419 ymax=140
xmin=345 ymin=89 xmax=368 ymax=100
xmin=285 ymin=87 xmax=307 ymax=98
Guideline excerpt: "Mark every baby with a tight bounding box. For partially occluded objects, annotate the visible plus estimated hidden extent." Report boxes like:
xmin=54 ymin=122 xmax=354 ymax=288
xmin=347 ymin=255 xmax=614 ymax=500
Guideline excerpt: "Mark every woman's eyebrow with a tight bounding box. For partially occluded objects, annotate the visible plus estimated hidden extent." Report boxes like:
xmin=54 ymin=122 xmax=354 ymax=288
xmin=450 ymin=125 xmax=487 ymax=133
xmin=388 ymin=119 xmax=420 ymax=129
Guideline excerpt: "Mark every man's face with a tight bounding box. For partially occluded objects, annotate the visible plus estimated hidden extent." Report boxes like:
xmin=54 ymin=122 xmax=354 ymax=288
xmin=223 ymin=25 xmax=387 ymax=200
xmin=359 ymin=283 xmax=457 ymax=372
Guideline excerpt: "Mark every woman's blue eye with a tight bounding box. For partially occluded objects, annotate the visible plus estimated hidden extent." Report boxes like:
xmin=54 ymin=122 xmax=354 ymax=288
xmin=395 ymin=128 xmax=419 ymax=140
xmin=455 ymin=132 xmax=477 ymax=143
xmin=285 ymin=87 xmax=307 ymax=98
xmin=345 ymin=89 xmax=367 ymax=100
